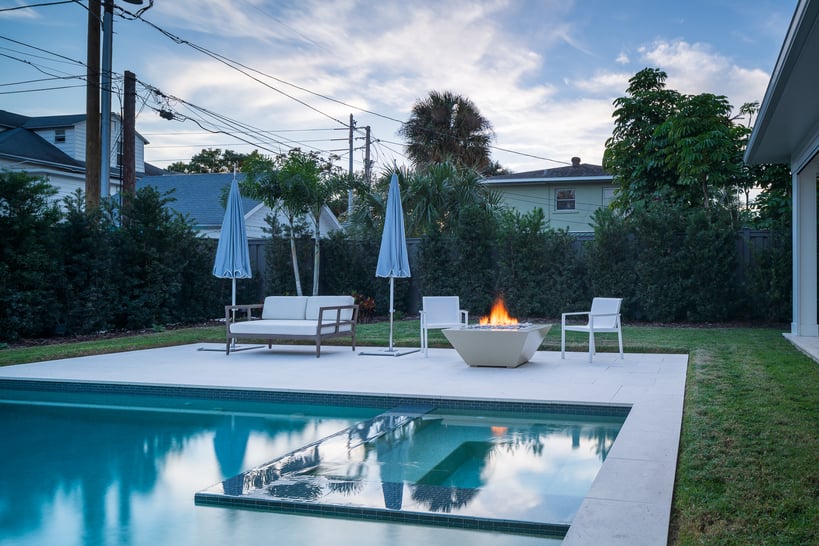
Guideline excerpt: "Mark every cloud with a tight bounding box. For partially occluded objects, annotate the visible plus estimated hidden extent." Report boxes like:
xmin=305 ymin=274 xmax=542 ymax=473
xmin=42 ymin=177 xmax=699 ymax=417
xmin=638 ymin=39 xmax=770 ymax=109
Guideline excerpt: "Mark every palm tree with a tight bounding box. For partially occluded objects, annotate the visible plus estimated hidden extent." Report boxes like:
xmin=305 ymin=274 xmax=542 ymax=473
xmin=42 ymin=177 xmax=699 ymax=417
xmin=350 ymin=162 xmax=502 ymax=238
xmin=399 ymin=91 xmax=494 ymax=173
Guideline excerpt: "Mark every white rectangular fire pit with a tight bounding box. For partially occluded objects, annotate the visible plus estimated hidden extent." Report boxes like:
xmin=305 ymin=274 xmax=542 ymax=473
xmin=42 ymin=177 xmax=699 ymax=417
xmin=442 ymin=324 xmax=552 ymax=368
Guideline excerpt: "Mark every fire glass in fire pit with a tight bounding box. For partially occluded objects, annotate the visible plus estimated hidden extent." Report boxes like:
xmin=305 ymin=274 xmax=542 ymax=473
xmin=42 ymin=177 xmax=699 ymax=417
xmin=443 ymin=297 xmax=552 ymax=368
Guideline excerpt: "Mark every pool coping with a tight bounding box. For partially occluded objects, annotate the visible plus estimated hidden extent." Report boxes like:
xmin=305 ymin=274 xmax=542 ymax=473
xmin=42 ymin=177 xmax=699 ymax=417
xmin=0 ymin=343 xmax=688 ymax=545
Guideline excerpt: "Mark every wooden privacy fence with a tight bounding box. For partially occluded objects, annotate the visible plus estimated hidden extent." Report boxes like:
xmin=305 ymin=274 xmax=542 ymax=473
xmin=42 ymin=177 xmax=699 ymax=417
xmin=246 ymin=228 xmax=780 ymax=312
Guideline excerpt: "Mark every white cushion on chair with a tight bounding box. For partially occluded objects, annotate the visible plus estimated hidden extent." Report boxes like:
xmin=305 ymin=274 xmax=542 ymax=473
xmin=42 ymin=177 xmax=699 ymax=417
xmin=305 ymin=296 xmax=355 ymax=320
xmin=261 ymin=296 xmax=308 ymax=320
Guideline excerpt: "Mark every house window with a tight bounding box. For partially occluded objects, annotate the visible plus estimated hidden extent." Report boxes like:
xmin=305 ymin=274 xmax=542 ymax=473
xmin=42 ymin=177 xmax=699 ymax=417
xmin=556 ymin=189 xmax=576 ymax=210
xmin=54 ymin=129 xmax=65 ymax=143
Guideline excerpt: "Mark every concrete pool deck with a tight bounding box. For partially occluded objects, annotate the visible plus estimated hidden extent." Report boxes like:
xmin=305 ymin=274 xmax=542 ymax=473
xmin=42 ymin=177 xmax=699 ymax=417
xmin=0 ymin=343 xmax=688 ymax=545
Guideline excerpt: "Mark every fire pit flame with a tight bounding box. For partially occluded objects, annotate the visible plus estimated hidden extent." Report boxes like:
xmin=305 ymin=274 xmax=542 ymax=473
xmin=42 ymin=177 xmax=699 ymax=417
xmin=479 ymin=296 xmax=519 ymax=326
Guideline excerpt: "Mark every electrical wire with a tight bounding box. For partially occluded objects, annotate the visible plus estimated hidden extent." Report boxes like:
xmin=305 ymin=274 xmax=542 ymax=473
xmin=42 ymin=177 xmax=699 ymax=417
xmin=2 ymin=3 xmax=569 ymax=171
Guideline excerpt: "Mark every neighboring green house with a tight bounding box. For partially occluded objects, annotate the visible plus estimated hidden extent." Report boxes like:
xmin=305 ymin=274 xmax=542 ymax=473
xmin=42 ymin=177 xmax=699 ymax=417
xmin=482 ymin=157 xmax=615 ymax=232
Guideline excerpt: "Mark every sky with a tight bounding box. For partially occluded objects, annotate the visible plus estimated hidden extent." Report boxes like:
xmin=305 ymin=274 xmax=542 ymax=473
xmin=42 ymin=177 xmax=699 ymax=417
xmin=0 ymin=0 xmax=798 ymax=175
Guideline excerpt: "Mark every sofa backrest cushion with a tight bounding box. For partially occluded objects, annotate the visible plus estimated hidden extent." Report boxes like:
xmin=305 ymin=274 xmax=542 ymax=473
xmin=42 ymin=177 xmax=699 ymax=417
xmin=305 ymin=295 xmax=355 ymax=321
xmin=262 ymin=296 xmax=309 ymax=320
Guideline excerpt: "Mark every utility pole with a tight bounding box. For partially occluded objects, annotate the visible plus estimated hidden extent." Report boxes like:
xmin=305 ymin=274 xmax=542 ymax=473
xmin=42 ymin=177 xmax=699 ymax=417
xmin=100 ymin=0 xmax=114 ymax=199
xmin=123 ymin=70 xmax=136 ymax=201
xmin=85 ymin=0 xmax=101 ymax=208
xmin=364 ymin=125 xmax=371 ymax=186
xmin=348 ymin=113 xmax=355 ymax=217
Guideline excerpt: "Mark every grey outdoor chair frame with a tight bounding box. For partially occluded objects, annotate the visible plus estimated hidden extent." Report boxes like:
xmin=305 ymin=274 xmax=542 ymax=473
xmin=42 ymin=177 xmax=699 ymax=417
xmin=419 ymin=296 xmax=468 ymax=357
xmin=561 ymin=297 xmax=624 ymax=362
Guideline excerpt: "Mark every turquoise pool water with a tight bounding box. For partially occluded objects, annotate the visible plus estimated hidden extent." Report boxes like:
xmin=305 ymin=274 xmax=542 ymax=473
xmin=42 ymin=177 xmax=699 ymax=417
xmin=0 ymin=391 xmax=620 ymax=545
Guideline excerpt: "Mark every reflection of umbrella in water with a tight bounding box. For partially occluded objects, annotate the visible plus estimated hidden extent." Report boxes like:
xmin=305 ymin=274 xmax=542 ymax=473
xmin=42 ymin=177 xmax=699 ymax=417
xmin=361 ymin=172 xmax=419 ymax=356
xmin=376 ymin=417 xmax=414 ymax=510
xmin=212 ymin=173 xmax=252 ymax=307
xmin=213 ymin=415 xmax=251 ymax=478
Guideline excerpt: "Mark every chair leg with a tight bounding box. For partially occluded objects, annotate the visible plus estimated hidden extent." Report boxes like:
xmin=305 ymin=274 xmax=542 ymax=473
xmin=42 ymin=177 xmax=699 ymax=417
xmin=421 ymin=326 xmax=427 ymax=357
xmin=560 ymin=322 xmax=566 ymax=359
xmin=618 ymin=327 xmax=624 ymax=359
xmin=588 ymin=331 xmax=595 ymax=363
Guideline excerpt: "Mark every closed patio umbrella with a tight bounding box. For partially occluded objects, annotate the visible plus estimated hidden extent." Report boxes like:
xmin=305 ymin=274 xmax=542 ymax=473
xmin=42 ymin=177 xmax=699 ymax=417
xmin=361 ymin=172 xmax=418 ymax=356
xmin=212 ymin=175 xmax=252 ymax=306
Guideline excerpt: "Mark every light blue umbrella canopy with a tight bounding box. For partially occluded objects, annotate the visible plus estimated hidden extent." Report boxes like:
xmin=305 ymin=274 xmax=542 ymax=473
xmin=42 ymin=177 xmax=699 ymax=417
xmin=376 ymin=173 xmax=411 ymax=278
xmin=212 ymin=176 xmax=252 ymax=306
xmin=376 ymin=173 xmax=410 ymax=353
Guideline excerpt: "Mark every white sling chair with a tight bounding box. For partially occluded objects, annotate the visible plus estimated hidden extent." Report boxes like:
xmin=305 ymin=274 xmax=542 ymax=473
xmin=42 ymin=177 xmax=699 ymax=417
xmin=561 ymin=297 xmax=623 ymax=362
xmin=420 ymin=296 xmax=468 ymax=356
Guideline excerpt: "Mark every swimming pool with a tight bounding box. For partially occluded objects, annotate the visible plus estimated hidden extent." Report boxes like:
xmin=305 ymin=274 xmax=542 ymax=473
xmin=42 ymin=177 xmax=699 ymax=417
xmin=0 ymin=386 xmax=625 ymax=545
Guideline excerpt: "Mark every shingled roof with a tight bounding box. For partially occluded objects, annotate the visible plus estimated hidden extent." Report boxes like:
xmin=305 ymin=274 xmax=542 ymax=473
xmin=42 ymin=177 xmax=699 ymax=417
xmin=484 ymin=157 xmax=611 ymax=184
xmin=0 ymin=127 xmax=85 ymax=171
xmin=137 ymin=173 xmax=261 ymax=229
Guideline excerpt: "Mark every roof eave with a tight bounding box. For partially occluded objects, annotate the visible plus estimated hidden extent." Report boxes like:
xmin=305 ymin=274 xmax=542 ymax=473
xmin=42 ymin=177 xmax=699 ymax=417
xmin=745 ymin=0 xmax=819 ymax=165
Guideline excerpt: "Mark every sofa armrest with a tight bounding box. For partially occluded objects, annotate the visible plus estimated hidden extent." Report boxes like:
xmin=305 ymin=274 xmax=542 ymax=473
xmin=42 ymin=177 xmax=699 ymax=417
xmin=225 ymin=304 xmax=263 ymax=325
xmin=316 ymin=304 xmax=359 ymax=333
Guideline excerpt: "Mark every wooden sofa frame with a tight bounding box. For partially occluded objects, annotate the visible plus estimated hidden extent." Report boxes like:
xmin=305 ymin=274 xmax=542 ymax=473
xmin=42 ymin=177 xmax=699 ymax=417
xmin=225 ymin=303 xmax=360 ymax=358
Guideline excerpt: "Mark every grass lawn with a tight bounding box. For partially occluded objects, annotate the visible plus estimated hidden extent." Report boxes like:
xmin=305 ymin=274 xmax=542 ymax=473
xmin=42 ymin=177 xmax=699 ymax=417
xmin=1 ymin=320 xmax=817 ymax=544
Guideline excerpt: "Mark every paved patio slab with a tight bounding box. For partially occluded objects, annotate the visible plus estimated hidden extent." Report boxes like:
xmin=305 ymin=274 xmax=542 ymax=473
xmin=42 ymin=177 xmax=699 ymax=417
xmin=0 ymin=344 xmax=688 ymax=545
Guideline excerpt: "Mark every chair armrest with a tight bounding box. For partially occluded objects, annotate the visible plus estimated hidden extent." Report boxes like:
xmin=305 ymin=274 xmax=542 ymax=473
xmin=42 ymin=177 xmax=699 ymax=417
xmin=225 ymin=304 xmax=263 ymax=324
xmin=459 ymin=309 xmax=469 ymax=325
xmin=317 ymin=304 xmax=359 ymax=325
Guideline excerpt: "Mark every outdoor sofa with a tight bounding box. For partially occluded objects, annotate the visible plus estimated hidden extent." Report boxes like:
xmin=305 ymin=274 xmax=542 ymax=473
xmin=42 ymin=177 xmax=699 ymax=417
xmin=225 ymin=295 xmax=359 ymax=357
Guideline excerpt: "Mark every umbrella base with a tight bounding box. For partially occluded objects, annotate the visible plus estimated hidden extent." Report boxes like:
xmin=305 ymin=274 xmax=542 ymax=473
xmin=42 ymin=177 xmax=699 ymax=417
xmin=359 ymin=348 xmax=420 ymax=357
xmin=198 ymin=345 xmax=265 ymax=353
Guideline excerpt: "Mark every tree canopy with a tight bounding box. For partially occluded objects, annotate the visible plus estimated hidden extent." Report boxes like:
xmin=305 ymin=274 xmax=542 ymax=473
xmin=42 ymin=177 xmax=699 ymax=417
xmin=604 ymin=68 xmax=749 ymax=213
xmin=166 ymin=148 xmax=250 ymax=174
xmin=241 ymin=148 xmax=349 ymax=296
xmin=398 ymin=90 xmax=495 ymax=173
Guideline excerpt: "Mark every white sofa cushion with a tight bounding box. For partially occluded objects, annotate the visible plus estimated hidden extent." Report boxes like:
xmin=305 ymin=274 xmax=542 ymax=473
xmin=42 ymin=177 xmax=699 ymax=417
xmin=230 ymin=319 xmax=352 ymax=336
xmin=262 ymin=296 xmax=309 ymax=320
xmin=305 ymin=296 xmax=355 ymax=321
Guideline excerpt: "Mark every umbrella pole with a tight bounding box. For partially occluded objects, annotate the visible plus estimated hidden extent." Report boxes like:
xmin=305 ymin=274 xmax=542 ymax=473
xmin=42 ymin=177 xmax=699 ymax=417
xmin=231 ymin=278 xmax=237 ymax=349
xmin=388 ymin=277 xmax=395 ymax=351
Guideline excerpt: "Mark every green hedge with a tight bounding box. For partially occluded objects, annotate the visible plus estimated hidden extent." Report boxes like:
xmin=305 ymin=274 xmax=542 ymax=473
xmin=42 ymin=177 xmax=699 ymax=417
xmin=0 ymin=173 xmax=226 ymax=341
xmin=0 ymin=173 xmax=797 ymax=342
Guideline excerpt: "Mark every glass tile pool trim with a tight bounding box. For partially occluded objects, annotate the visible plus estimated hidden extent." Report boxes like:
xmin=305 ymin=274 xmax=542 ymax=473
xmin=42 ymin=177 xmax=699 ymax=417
xmin=194 ymin=492 xmax=570 ymax=538
xmin=0 ymin=379 xmax=631 ymax=417
xmin=195 ymin=406 xmax=575 ymax=539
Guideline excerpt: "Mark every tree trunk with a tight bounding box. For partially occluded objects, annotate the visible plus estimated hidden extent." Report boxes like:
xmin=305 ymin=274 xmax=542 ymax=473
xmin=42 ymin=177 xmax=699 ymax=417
xmin=288 ymin=216 xmax=303 ymax=296
xmin=312 ymin=207 xmax=320 ymax=296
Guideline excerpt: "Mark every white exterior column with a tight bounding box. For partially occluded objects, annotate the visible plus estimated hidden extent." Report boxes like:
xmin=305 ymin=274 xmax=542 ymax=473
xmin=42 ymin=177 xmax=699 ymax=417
xmin=792 ymin=155 xmax=819 ymax=336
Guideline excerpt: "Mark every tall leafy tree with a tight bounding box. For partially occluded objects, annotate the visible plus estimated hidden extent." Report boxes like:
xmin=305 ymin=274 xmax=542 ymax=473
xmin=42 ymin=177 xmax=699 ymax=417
xmin=399 ymin=91 xmax=495 ymax=173
xmin=605 ymin=68 xmax=756 ymax=216
xmin=167 ymin=148 xmax=249 ymax=173
xmin=655 ymin=92 xmax=739 ymax=209
xmin=603 ymin=68 xmax=680 ymax=211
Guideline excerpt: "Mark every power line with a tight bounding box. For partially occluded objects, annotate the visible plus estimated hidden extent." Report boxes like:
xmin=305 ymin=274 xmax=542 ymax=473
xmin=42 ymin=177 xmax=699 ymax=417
xmin=2 ymin=6 xmax=570 ymax=171
xmin=0 ymin=1 xmax=76 ymax=13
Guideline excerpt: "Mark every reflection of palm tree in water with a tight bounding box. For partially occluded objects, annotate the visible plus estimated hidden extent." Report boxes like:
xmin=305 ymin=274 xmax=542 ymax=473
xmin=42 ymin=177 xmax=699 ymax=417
xmin=410 ymin=485 xmax=480 ymax=513
xmin=409 ymin=440 xmax=492 ymax=513
xmin=585 ymin=425 xmax=621 ymax=460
